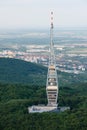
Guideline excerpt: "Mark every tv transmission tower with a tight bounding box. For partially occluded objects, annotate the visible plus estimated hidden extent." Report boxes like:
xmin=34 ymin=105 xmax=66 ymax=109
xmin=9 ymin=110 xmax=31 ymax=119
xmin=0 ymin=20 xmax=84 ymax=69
xmin=46 ymin=12 xmax=58 ymax=107
xmin=28 ymin=12 xmax=67 ymax=113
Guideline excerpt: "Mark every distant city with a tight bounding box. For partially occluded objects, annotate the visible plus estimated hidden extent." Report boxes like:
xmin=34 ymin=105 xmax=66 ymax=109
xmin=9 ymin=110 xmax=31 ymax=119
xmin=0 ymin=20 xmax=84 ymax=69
xmin=0 ymin=29 xmax=87 ymax=74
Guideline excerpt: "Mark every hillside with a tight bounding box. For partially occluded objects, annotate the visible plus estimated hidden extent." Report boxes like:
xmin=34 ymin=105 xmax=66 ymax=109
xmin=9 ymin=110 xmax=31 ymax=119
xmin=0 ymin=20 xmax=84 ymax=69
xmin=0 ymin=58 xmax=87 ymax=86
xmin=0 ymin=58 xmax=47 ymax=85
xmin=0 ymin=58 xmax=87 ymax=129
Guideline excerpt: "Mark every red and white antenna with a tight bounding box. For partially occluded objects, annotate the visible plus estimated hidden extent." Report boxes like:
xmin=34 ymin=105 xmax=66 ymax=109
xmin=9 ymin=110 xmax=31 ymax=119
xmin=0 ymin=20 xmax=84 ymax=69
xmin=51 ymin=11 xmax=53 ymax=29
xmin=50 ymin=11 xmax=54 ymax=46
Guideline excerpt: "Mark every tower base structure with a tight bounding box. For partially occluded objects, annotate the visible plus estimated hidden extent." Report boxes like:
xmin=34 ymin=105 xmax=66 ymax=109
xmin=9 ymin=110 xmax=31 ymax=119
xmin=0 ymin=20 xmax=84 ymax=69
xmin=28 ymin=105 xmax=70 ymax=113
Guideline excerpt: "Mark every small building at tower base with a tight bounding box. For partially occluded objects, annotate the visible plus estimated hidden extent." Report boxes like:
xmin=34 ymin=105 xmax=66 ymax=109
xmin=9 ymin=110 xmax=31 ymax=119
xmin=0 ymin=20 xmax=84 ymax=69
xmin=28 ymin=105 xmax=70 ymax=113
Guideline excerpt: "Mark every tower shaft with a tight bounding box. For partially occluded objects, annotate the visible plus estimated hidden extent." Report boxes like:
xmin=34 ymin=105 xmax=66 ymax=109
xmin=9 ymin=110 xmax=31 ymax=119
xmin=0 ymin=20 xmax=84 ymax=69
xmin=46 ymin=12 xmax=58 ymax=107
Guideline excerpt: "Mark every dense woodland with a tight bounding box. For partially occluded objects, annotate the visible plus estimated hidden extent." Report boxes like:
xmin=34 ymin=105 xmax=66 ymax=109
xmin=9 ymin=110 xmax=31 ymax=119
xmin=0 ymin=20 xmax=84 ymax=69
xmin=0 ymin=58 xmax=87 ymax=130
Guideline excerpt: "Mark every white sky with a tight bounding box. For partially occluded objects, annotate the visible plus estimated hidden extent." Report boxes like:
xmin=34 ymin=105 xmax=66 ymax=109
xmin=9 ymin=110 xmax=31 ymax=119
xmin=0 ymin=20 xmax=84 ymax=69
xmin=0 ymin=0 xmax=87 ymax=29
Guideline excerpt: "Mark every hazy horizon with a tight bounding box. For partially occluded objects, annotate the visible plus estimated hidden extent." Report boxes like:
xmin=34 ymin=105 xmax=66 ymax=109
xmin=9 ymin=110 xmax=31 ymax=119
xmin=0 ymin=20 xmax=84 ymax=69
xmin=0 ymin=27 xmax=87 ymax=32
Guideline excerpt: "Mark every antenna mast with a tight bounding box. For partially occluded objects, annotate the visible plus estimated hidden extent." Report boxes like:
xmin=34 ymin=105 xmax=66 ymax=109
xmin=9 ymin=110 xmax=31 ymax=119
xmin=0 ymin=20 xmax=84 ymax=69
xmin=50 ymin=11 xmax=55 ymax=65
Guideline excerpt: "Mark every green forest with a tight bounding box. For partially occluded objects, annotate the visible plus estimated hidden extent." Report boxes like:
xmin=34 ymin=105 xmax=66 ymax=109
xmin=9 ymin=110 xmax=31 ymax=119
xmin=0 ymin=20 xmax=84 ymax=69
xmin=0 ymin=58 xmax=87 ymax=130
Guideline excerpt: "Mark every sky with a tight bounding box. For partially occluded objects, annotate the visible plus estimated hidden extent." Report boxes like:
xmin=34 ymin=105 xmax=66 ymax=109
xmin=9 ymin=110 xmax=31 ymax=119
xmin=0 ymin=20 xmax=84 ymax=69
xmin=0 ymin=0 xmax=87 ymax=29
